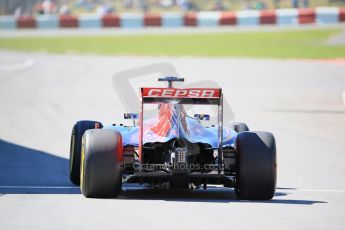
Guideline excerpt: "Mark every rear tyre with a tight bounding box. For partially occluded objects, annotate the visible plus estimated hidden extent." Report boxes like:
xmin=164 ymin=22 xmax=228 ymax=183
xmin=235 ymin=131 xmax=276 ymax=200
xmin=80 ymin=129 xmax=123 ymax=198
xmin=231 ymin=122 xmax=249 ymax=133
xmin=69 ymin=120 xmax=103 ymax=185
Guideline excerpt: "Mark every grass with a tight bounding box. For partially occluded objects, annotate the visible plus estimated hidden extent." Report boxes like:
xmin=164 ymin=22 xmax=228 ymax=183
xmin=0 ymin=28 xmax=344 ymax=59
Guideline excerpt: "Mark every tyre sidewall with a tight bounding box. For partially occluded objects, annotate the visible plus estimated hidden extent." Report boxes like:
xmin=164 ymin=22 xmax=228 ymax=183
xmin=235 ymin=131 xmax=276 ymax=200
xmin=81 ymin=129 xmax=122 ymax=198
xmin=69 ymin=120 xmax=103 ymax=185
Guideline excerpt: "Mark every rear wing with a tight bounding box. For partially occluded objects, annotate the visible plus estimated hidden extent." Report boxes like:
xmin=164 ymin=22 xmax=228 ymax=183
xmin=140 ymin=87 xmax=222 ymax=105
xmin=138 ymin=87 xmax=224 ymax=168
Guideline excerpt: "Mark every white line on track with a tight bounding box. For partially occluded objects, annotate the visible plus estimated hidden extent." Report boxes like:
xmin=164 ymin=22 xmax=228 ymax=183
xmin=342 ymin=90 xmax=345 ymax=105
xmin=279 ymin=189 xmax=345 ymax=193
xmin=0 ymin=186 xmax=77 ymax=189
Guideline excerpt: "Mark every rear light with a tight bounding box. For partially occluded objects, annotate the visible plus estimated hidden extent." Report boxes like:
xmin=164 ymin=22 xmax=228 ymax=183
xmin=176 ymin=147 xmax=187 ymax=163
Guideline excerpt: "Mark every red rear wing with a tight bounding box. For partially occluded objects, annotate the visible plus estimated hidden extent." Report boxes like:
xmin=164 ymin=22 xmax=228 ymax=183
xmin=141 ymin=87 xmax=222 ymax=105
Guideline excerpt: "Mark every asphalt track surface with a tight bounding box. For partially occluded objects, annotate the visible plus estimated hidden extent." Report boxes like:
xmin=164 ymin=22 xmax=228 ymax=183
xmin=0 ymin=50 xmax=345 ymax=229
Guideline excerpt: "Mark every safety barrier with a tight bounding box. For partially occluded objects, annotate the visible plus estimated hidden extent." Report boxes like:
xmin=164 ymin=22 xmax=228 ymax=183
xmin=59 ymin=15 xmax=78 ymax=27
xmin=0 ymin=7 xmax=344 ymax=30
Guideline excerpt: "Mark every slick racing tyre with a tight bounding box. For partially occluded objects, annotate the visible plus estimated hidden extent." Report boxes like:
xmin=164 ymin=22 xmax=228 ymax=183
xmin=235 ymin=131 xmax=277 ymax=200
xmin=69 ymin=120 xmax=103 ymax=185
xmin=230 ymin=122 xmax=249 ymax=133
xmin=80 ymin=129 xmax=123 ymax=198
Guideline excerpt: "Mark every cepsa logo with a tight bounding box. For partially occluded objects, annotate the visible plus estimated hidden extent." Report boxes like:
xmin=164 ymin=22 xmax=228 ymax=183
xmin=142 ymin=88 xmax=221 ymax=98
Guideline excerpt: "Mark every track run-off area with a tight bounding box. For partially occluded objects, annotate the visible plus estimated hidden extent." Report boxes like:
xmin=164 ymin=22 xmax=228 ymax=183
xmin=0 ymin=49 xmax=345 ymax=229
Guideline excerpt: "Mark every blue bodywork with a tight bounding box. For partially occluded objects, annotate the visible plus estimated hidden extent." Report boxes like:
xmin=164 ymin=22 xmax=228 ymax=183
xmin=104 ymin=122 xmax=237 ymax=148
xmin=104 ymin=104 xmax=237 ymax=148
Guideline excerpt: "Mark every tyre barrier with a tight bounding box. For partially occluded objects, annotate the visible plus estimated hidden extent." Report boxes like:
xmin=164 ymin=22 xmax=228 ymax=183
xmin=37 ymin=15 xmax=59 ymax=29
xmin=59 ymin=15 xmax=78 ymax=28
xmin=219 ymin=12 xmax=237 ymax=26
xmin=298 ymin=8 xmax=316 ymax=24
xmin=260 ymin=10 xmax=276 ymax=24
xmin=0 ymin=7 xmax=344 ymax=30
xmin=162 ymin=13 xmax=183 ymax=27
xmin=120 ymin=13 xmax=143 ymax=28
xmin=144 ymin=14 xmax=161 ymax=27
xmin=102 ymin=14 xmax=120 ymax=27
xmin=17 ymin=16 xmax=36 ymax=28
xmin=184 ymin=12 xmax=197 ymax=27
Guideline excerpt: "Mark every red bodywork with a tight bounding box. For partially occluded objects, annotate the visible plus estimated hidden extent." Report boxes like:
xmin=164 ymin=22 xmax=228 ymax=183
xmin=138 ymin=87 xmax=222 ymax=162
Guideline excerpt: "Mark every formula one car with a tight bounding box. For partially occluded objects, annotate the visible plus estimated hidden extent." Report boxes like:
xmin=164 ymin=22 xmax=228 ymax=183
xmin=69 ymin=77 xmax=277 ymax=200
